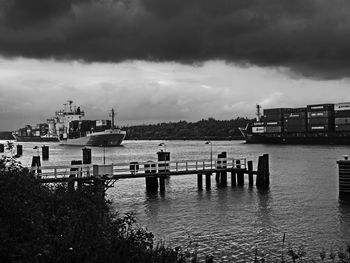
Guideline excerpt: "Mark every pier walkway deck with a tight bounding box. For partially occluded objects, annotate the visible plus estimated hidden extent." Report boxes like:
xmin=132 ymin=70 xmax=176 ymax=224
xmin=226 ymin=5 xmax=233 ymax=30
xmin=29 ymin=153 xmax=270 ymax=193
xmin=32 ymin=158 xmax=248 ymax=183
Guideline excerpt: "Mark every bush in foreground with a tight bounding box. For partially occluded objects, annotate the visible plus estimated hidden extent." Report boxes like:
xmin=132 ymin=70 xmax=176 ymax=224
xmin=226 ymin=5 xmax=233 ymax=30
xmin=1 ymin=157 xmax=349 ymax=262
xmin=0 ymin=167 xmax=195 ymax=263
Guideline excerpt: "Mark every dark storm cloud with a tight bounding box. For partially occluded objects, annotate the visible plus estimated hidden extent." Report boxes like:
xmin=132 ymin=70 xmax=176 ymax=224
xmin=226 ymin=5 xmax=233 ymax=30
xmin=1 ymin=0 xmax=350 ymax=78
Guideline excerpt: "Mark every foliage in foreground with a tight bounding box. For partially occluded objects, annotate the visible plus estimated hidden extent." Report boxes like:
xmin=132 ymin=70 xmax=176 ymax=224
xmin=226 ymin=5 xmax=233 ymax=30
xmin=1 ymin=157 xmax=350 ymax=263
xmin=253 ymin=244 xmax=350 ymax=263
xmin=0 ymin=168 xmax=195 ymax=263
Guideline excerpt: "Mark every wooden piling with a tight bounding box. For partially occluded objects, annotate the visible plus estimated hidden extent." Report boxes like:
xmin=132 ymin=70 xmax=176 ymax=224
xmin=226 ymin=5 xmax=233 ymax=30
xmin=236 ymin=160 xmax=244 ymax=186
xmin=197 ymin=173 xmax=203 ymax=190
xmin=0 ymin=143 xmax=4 ymax=153
xmin=31 ymin=156 xmax=41 ymax=177
xmin=237 ymin=172 xmax=244 ymax=186
xmin=221 ymin=172 xmax=227 ymax=187
xmin=263 ymin=154 xmax=270 ymax=187
xmin=220 ymin=152 xmax=227 ymax=187
xmin=16 ymin=144 xmax=23 ymax=156
xmin=216 ymin=153 xmax=222 ymax=183
xmin=205 ymin=173 xmax=211 ymax=189
xmin=159 ymin=176 xmax=165 ymax=193
xmin=257 ymin=154 xmax=269 ymax=188
xmin=248 ymin=160 xmax=254 ymax=187
xmin=215 ymin=172 xmax=220 ymax=183
xmin=82 ymin=147 xmax=92 ymax=164
xmin=42 ymin=145 xmax=49 ymax=160
xmin=337 ymin=157 xmax=350 ymax=195
xmin=145 ymin=161 xmax=158 ymax=192
xmin=221 ymin=173 xmax=227 ymax=186
xmin=231 ymin=171 xmax=237 ymax=186
xmin=145 ymin=177 xmax=158 ymax=192
xmin=256 ymin=155 xmax=263 ymax=187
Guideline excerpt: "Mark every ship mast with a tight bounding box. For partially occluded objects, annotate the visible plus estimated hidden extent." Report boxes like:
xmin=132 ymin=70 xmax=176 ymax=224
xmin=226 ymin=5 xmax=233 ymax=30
xmin=68 ymin=100 xmax=73 ymax=112
xmin=256 ymin=104 xmax=262 ymax=121
xmin=110 ymin=109 xmax=115 ymax=129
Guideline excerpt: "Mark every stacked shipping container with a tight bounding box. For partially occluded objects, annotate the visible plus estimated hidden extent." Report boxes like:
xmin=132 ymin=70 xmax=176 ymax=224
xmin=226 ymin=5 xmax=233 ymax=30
xmin=252 ymin=121 xmax=265 ymax=133
xmin=262 ymin=108 xmax=287 ymax=133
xmin=335 ymin=102 xmax=350 ymax=132
xmin=250 ymin=102 xmax=350 ymax=136
xmin=306 ymin=104 xmax=334 ymax=133
xmin=251 ymin=108 xmax=288 ymax=134
xmin=283 ymin=108 xmax=307 ymax=133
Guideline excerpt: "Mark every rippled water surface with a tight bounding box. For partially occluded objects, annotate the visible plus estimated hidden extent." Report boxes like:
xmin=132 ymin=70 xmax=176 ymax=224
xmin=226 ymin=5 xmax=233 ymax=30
xmin=7 ymin=140 xmax=350 ymax=261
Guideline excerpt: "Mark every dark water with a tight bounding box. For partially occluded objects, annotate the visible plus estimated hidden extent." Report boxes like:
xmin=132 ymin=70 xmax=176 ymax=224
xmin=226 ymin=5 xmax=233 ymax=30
xmin=7 ymin=140 xmax=350 ymax=261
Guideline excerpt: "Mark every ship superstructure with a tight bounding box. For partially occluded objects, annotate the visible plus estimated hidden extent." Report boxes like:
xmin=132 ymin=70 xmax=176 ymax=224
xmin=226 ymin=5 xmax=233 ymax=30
xmin=46 ymin=100 xmax=85 ymax=140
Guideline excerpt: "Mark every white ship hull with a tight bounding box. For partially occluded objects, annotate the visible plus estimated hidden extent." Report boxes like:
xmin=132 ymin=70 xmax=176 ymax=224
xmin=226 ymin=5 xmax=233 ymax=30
xmin=60 ymin=130 xmax=126 ymax=146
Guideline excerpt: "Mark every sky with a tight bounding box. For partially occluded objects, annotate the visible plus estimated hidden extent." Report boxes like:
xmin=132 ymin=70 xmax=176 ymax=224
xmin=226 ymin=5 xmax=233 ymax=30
xmin=1 ymin=0 xmax=350 ymax=130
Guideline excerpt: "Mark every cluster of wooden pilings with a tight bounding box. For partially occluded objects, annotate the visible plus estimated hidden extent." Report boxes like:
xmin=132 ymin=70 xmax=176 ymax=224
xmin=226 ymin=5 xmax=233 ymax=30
xmin=67 ymin=147 xmax=92 ymax=191
xmin=144 ymin=151 xmax=170 ymax=192
xmin=144 ymin=152 xmax=270 ymax=193
xmin=0 ymin=143 xmax=23 ymax=157
xmin=196 ymin=153 xmax=270 ymax=191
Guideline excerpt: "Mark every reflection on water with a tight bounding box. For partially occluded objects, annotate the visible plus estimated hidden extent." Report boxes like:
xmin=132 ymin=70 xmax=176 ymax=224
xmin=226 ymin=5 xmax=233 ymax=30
xmin=9 ymin=140 xmax=350 ymax=261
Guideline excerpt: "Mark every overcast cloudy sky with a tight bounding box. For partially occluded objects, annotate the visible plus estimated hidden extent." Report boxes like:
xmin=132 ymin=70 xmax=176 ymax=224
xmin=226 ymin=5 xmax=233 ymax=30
xmin=1 ymin=0 xmax=350 ymax=130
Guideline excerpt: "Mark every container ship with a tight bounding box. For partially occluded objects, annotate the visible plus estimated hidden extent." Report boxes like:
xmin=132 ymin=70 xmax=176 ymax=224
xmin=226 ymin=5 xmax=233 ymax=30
xmin=13 ymin=101 xmax=126 ymax=146
xmin=239 ymin=102 xmax=350 ymax=144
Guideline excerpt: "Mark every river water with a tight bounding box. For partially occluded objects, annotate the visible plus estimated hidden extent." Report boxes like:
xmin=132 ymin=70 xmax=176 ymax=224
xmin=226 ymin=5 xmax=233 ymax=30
xmin=4 ymin=140 xmax=350 ymax=262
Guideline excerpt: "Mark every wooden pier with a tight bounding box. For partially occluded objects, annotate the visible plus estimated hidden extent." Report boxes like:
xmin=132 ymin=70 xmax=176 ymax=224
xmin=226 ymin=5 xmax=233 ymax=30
xmin=30 ymin=153 xmax=270 ymax=196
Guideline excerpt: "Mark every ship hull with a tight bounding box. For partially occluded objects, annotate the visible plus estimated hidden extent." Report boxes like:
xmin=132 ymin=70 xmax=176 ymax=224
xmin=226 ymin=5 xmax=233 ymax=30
xmin=240 ymin=130 xmax=350 ymax=145
xmin=14 ymin=131 xmax=126 ymax=146
xmin=60 ymin=131 xmax=126 ymax=146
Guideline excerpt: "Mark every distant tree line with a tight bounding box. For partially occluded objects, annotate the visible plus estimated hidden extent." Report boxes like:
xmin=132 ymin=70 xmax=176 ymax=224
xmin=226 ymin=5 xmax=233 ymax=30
xmin=0 ymin=132 xmax=15 ymax=140
xmin=123 ymin=117 xmax=253 ymax=140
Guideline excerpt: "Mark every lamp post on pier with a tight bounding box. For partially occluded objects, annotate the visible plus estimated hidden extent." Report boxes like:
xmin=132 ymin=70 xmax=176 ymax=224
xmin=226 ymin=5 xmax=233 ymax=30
xmin=205 ymin=141 xmax=212 ymax=171
xmin=158 ymin=142 xmax=167 ymax=173
xmin=158 ymin=142 xmax=166 ymax=152
xmin=33 ymin=145 xmax=39 ymax=156
xmin=101 ymin=141 xmax=107 ymax=164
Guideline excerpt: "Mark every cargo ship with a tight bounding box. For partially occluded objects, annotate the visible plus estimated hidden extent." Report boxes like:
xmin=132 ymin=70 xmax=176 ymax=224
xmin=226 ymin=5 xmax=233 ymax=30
xmin=239 ymin=102 xmax=350 ymax=144
xmin=13 ymin=101 xmax=126 ymax=146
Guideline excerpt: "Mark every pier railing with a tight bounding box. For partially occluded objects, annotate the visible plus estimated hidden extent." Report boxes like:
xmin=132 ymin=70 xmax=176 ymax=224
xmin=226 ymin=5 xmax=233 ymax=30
xmin=28 ymin=154 xmax=270 ymax=191
xmin=31 ymin=158 xmax=247 ymax=180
